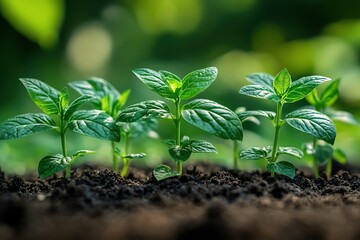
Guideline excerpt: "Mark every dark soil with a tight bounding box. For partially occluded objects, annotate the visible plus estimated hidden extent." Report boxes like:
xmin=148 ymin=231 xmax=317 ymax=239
xmin=1 ymin=163 xmax=360 ymax=240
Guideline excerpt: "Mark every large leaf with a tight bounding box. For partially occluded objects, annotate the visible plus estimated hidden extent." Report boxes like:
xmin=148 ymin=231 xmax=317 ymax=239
xmin=237 ymin=110 xmax=276 ymax=121
xmin=19 ymin=78 xmax=60 ymax=115
xmin=277 ymin=147 xmax=303 ymax=159
xmin=117 ymin=100 xmax=172 ymax=123
xmin=239 ymin=85 xmax=280 ymax=102
xmin=0 ymin=113 xmax=57 ymax=139
xmin=179 ymin=67 xmax=217 ymax=100
xmin=267 ymin=161 xmax=296 ymax=179
xmin=133 ymin=68 xmax=176 ymax=99
xmin=245 ymin=73 xmax=274 ymax=90
xmin=153 ymin=164 xmax=181 ymax=181
xmin=240 ymin=147 xmax=272 ymax=160
xmin=68 ymin=110 xmax=120 ymax=142
xmin=327 ymin=110 xmax=358 ymax=125
xmin=189 ymin=140 xmax=217 ymax=153
xmin=38 ymin=154 xmax=70 ymax=179
xmin=284 ymin=76 xmax=331 ymax=103
xmin=182 ymin=99 xmax=243 ymax=141
xmin=320 ymin=79 xmax=339 ymax=107
xmin=273 ymin=68 xmax=291 ymax=97
xmin=285 ymin=109 xmax=336 ymax=144
xmin=64 ymin=95 xmax=93 ymax=120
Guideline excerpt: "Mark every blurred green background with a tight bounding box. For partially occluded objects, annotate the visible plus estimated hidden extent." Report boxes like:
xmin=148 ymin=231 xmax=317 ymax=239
xmin=1 ymin=0 xmax=360 ymax=175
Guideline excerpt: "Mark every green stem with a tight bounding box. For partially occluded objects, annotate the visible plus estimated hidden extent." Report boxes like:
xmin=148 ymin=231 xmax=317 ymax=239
xmin=234 ymin=140 xmax=239 ymax=169
xmin=175 ymin=98 xmax=182 ymax=174
xmin=111 ymin=141 xmax=118 ymax=172
xmin=270 ymin=101 xmax=283 ymax=163
xmin=60 ymin=118 xmax=70 ymax=178
xmin=326 ymin=158 xmax=332 ymax=178
xmin=120 ymin=132 xmax=130 ymax=177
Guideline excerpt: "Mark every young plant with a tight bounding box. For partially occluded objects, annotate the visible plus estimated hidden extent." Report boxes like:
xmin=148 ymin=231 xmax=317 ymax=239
xmin=0 ymin=79 xmax=119 ymax=179
xmin=117 ymin=67 xmax=243 ymax=181
xmin=238 ymin=68 xmax=336 ymax=179
xmin=303 ymin=79 xmax=358 ymax=177
xmin=69 ymin=78 xmax=155 ymax=177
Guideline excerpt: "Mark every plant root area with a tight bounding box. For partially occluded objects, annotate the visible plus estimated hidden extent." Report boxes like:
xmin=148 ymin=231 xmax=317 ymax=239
xmin=1 ymin=163 xmax=360 ymax=240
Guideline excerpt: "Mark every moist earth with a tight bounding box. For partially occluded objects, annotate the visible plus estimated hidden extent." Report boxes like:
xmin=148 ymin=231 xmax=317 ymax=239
xmin=0 ymin=163 xmax=360 ymax=240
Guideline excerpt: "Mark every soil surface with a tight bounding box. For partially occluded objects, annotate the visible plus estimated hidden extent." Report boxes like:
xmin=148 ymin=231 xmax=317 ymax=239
xmin=0 ymin=162 xmax=360 ymax=240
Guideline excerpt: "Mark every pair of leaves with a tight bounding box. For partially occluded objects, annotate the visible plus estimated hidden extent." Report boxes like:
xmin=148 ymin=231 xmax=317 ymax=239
xmin=38 ymin=150 xmax=95 ymax=179
xmin=240 ymin=68 xmax=331 ymax=104
xmin=117 ymin=99 xmax=243 ymax=141
xmin=133 ymin=67 xmax=218 ymax=101
xmin=240 ymin=146 xmax=303 ymax=161
xmin=306 ymin=79 xmax=340 ymax=109
xmin=0 ymin=78 xmax=120 ymax=142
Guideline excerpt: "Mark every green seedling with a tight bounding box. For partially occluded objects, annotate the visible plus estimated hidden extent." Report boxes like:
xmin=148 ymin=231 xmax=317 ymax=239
xmin=0 ymin=79 xmax=119 ymax=179
xmin=69 ymin=78 xmax=155 ymax=177
xmin=117 ymin=67 xmax=243 ymax=181
xmin=238 ymin=68 xmax=336 ymax=179
xmin=303 ymin=79 xmax=358 ymax=178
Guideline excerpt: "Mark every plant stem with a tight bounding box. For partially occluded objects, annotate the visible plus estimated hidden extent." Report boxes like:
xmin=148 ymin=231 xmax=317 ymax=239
xmin=326 ymin=158 xmax=332 ymax=178
xmin=120 ymin=132 xmax=130 ymax=177
xmin=111 ymin=141 xmax=117 ymax=172
xmin=60 ymin=118 xmax=70 ymax=178
xmin=174 ymin=98 xmax=182 ymax=174
xmin=270 ymin=101 xmax=283 ymax=163
xmin=233 ymin=140 xmax=239 ymax=169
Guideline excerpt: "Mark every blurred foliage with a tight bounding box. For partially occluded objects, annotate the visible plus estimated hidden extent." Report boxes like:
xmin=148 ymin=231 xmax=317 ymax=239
xmin=1 ymin=0 xmax=360 ymax=174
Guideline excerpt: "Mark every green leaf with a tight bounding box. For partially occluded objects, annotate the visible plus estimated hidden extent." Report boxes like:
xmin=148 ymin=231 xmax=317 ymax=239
xmin=0 ymin=113 xmax=57 ymax=139
xmin=314 ymin=143 xmax=334 ymax=164
xmin=159 ymin=70 xmax=182 ymax=93
xmin=71 ymin=150 xmax=95 ymax=162
xmin=239 ymin=85 xmax=280 ymax=102
xmin=132 ymin=68 xmax=176 ymax=99
xmin=284 ymin=75 xmax=331 ymax=103
xmin=277 ymin=147 xmax=303 ymax=159
xmin=123 ymin=153 xmax=146 ymax=159
xmin=159 ymin=70 xmax=182 ymax=82
xmin=153 ymin=164 xmax=181 ymax=181
xmin=237 ymin=110 xmax=276 ymax=121
xmin=68 ymin=110 xmax=120 ymax=142
xmin=38 ymin=154 xmax=70 ymax=179
xmin=117 ymin=100 xmax=172 ymax=122
xmin=114 ymin=89 xmax=131 ymax=113
xmin=59 ymin=87 xmax=69 ymax=111
xmin=119 ymin=118 xmax=158 ymax=138
xmin=267 ymin=161 xmax=296 ymax=179
xmin=169 ymin=145 xmax=192 ymax=162
xmin=333 ymin=148 xmax=346 ymax=164
xmin=245 ymin=73 xmax=274 ymax=90
xmin=64 ymin=95 xmax=93 ymax=120
xmin=240 ymin=147 xmax=272 ymax=160
xmin=273 ymin=68 xmax=291 ymax=98
xmin=179 ymin=67 xmax=218 ymax=100
xmin=327 ymin=110 xmax=358 ymax=125
xmin=188 ymin=140 xmax=217 ymax=153
xmin=305 ymin=89 xmax=320 ymax=106
xmin=320 ymin=79 xmax=340 ymax=107
xmin=182 ymin=99 xmax=243 ymax=141
xmin=19 ymin=78 xmax=60 ymax=115
xmin=162 ymin=139 xmax=176 ymax=146
xmin=285 ymin=109 xmax=336 ymax=144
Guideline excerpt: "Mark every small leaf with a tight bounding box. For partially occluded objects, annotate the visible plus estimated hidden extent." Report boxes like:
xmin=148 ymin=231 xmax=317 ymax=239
xmin=267 ymin=161 xmax=296 ymax=179
xmin=320 ymin=79 xmax=340 ymax=107
xmin=179 ymin=67 xmax=218 ymax=100
xmin=240 ymin=147 xmax=272 ymax=160
xmin=64 ymin=95 xmax=93 ymax=120
xmin=284 ymin=75 xmax=331 ymax=103
xmin=38 ymin=154 xmax=70 ymax=179
xmin=239 ymin=85 xmax=280 ymax=102
xmin=314 ymin=143 xmax=334 ymax=164
xmin=132 ymin=68 xmax=176 ymax=99
xmin=123 ymin=153 xmax=146 ymax=159
xmin=72 ymin=150 xmax=95 ymax=162
xmin=117 ymin=100 xmax=172 ymax=122
xmin=333 ymin=148 xmax=346 ymax=164
xmin=120 ymin=118 xmax=158 ymax=138
xmin=273 ymin=68 xmax=291 ymax=98
xmin=182 ymin=99 xmax=243 ymax=141
xmin=189 ymin=140 xmax=217 ymax=153
xmin=237 ymin=110 xmax=276 ymax=121
xmin=285 ymin=109 xmax=336 ymax=144
xmin=327 ymin=110 xmax=358 ymax=125
xmin=59 ymin=87 xmax=69 ymax=111
xmin=159 ymin=70 xmax=182 ymax=93
xmin=153 ymin=164 xmax=181 ymax=181
xmin=68 ymin=110 xmax=120 ymax=142
xmin=19 ymin=78 xmax=60 ymax=115
xmin=114 ymin=89 xmax=131 ymax=113
xmin=0 ymin=113 xmax=57 ymax=139
xmin=169 ymin=145 xmax=192 ymax=162
xmin=277 ymin=147 xmax=303 ymax=159
xmin=305 ymin=89 xmax=320 ymax=106
xmin=245 ymin=73 xmax=274 ymax=90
